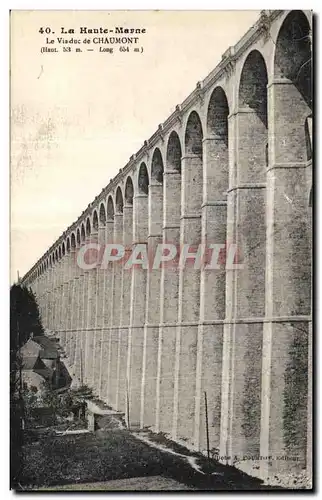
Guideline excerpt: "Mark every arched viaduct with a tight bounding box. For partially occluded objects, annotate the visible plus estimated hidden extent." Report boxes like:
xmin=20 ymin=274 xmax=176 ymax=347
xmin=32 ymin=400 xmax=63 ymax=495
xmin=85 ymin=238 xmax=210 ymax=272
xmin=21 ymin=10 xmax=312 ymax=480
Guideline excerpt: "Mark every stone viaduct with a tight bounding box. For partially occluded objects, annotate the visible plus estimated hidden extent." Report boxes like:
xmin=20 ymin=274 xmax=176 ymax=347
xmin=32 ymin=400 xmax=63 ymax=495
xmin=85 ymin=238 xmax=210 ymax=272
xmin=21 ymin=10 xmax=312 ymax=480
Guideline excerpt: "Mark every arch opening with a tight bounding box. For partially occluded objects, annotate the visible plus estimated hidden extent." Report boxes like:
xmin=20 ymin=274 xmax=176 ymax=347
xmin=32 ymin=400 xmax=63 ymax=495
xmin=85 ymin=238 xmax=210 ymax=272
xmin=81 ymin=224 xmax=86 ymax=242
xmin=185 ymin=111 xmax=203 ymax=157
xmin=151 ymin=148 xmax=164 ymax=183
xmin=207 ymin=87 xmax=229 ymax=146
xmin=86 ymin=218 xmax=91 ymax=237
xmin=138 ymin=162 xmax=149 ymax=195
xmin=239 ymin=50 xmax=268 ymax=127
xmin=71 ymin=232 xmax=76 ymax=249
xmin=274 ymin=10 xmax=311 ymax=108
xmin=99 ymin=203 xmax=106 ymax=225
xmin=166 ymin=131 xmax=182 ymax=173
xmin=116 ymin=186 xmax=124 ymax=213
xmin=93 ymin=210 xmax=99 ymax=231
xmin=107 ymin=196 xmax=115 ymax=221
xmin=77 ymin=229 xmax=81 ymax=246
xmin=125 ymin=176 xmax=134 ymax=205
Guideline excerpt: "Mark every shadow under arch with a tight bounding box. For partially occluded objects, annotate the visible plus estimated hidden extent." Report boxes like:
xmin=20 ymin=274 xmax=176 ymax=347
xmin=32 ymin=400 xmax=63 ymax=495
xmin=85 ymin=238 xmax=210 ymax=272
xmin=239 ymin=49 xmax=268 ymax=127
xmin=138 ymin=162 xmax=149 ymax=195
xmin=92 ymin=210 xmax=99 ymax=231
xmin=274 ymin=10 xmax=312 ymax=108
xmin=151 ymin=148 xmax=164 ymax=184
xmin=99 ymin=203 xmax=106 ymax=225
xmin=81 ymin=224 xmax=86 ymax=243
xmin=116 ymin=186 xmax=124 ymax=213
xmin=77 ymin=228 xmax=81 ymax=247
xmin=107 ymin=195 xmax=115 ymax=221
xmin=185 ymin=110 xmax=203 ymax=157
xmin=207 ymin=86 xmax=229 ymax=145
xmin=86 ymin=217 xmax=91 ymax=238
xmin=166 ymin=131 xmax=182 ymax=173
xmin=71 ymin=232 xmax=76 ymax=249
xmin=125 ymin=176 xmax=134 ymax=205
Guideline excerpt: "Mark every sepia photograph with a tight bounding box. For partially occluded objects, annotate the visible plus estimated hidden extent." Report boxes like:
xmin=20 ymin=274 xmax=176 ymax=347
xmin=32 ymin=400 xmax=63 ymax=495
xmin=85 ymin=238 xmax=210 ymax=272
xmin=10 ymin=9 xmax=313 ymax=491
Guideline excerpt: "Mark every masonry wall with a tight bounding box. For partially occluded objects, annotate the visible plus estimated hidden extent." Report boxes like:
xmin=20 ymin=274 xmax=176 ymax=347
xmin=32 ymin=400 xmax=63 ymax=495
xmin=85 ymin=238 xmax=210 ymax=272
xmin=23 ymin=10 xmax=312 ymax=480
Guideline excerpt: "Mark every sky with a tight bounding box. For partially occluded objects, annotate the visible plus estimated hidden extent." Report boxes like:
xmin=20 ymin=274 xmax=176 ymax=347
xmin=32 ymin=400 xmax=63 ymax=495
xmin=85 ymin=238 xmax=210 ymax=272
xmin=10 ymin=10 xmax=261 ymax=282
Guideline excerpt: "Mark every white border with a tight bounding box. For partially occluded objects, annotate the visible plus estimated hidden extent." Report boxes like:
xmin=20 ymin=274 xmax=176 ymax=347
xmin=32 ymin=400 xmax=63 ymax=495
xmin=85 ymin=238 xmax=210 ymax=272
xmin=4 ymin=2 xmax=321 ymax=499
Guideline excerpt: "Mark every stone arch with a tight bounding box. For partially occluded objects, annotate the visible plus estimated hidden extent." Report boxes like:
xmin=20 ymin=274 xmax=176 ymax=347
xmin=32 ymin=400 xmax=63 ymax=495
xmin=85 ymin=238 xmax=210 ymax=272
xmin=49 ymin=255 xmax=52 ymax=266
xmin=185 ymin=110 xmax=203 ymax=157
xmin=166 ymin=131 xmax=182 ymax=173
xmin=58 ymin=247 xmax=62 ymax=260
xmin=62 ymin=242 xmax=66 ymax=256
xmin=116 ymin=186 xmax=124 ymax=213
xmin=239 ymin=50 xmax=268 ymax=127
xmin=71 ymin=232 xmax=76 ymax=249
xmin=99 ymin=202 xmax=106 ymax=225
xmin=77 ymin=228 xmax=81 ymax=246
xmin=55 ymin=249 xmax=58 ymax=262
xmin=92 ymin=210 xmax=99 ymax=231
xmin=125 ymin=176 xmax=134 ymax=205
xmin=183 ymin=110 xmax=203 ymax=214
xmin=86 ymin=217 xmax=91 ymax=237
xmin=207 ymin=86 xmax=229 ymax=145
xmin=151 ymin=148 xmax=164 ymax=183
xmin=107 ymin=195 xmax=115 ymax=221
xmin=205 ymin=85 xmax=230 ymax=210
xmin=66 ymin=237 xmax=71 ymax=253
xmin=138 ymin=162 xmax=149 ymax=195
xmin=81 ymin=224 xmax=86 ymax=242
xmin=274 ymin=10 xmax=311 ymax=108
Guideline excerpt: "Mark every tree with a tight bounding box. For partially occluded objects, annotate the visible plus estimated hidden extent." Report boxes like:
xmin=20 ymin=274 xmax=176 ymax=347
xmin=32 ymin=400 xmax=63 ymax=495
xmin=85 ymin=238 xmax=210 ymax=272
xmin=10 ymin=284 xmax=44 ymax=489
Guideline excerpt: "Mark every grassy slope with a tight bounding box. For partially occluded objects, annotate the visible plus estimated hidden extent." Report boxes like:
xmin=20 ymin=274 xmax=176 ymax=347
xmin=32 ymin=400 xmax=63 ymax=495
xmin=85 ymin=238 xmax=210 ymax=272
xmin=18 ymin=428 xmax=282 ymax=491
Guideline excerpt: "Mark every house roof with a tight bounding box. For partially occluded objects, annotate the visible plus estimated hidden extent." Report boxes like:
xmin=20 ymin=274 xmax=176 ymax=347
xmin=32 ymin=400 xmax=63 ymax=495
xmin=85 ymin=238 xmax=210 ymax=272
xmin=20 ymin=339 xmax=41 ymax=358
xmin=22 ymin=356 xmax=38 ymax=370
xmin=19 ymin=335 xmax=71 ymax=391
xmin=33 ymin=335 xmax=59 ymax=359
